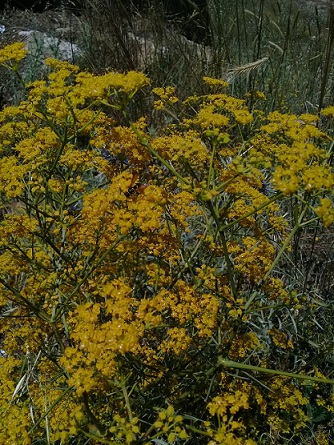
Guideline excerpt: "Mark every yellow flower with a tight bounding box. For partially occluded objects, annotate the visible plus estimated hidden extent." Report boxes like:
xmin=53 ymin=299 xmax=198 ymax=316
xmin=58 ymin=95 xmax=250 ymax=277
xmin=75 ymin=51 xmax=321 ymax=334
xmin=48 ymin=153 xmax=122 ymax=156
xmin=314 ymin=198 xmax=334 ymax=227
xmin=321 ymin=106 xmax=334 ymax=118
xmin=203 ymin=76 xmax=229 ymax=88
xmin=268 ymin=329 xmax=294 ymax=349
xmin=196 ymin=104 xmax=230 ymax=128
xmin=0 ymin=41 xmax=27 ymax=64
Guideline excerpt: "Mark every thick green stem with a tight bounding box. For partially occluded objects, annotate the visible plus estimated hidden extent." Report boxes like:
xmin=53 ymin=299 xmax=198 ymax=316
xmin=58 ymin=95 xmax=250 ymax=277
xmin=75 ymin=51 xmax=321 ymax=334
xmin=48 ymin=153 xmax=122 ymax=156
xmin=121 ymin=380 xmax=133 ymax=422
xmin=217 ymin=358 xmax=334 ymax=385
xmin=207 ymin=140 xmax=217 ymax=189
xmin=207 ymin=201 xmax=237 ymax=297
xmin=83 ymin=392 xmax=107 ymax=437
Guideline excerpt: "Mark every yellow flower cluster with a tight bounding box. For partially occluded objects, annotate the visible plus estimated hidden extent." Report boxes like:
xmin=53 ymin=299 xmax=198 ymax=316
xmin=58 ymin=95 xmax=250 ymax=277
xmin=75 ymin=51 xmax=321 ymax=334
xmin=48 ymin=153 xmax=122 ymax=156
xmin=315 ymin=197 xmax=334 ymax=227
xmin=193 ymin=94 xmax=253 ymax=129
xmin=205 ymin=372 xmax=316 ymax=444
xmin=228 ymin=236 xmax=275 ymax=282
xmin=151 ymin=405 xmax=187 ymax=442
xmin=0 ymin=43 xmax=333 ymax=444
xmin=151 ymin=131 xmax=209 ymax=166
xmin=0 ymin=41 xmax=27 ymax=65
xmin=229 ymin=332 xmax=262 ymax=359
xmin=268 ymin=329 xmax=294 ymax=349
xmin=251 ymin=111 xmax=333 ymax=196
xmin=266 ymin=377 xmax=309 ymax=432
xmin=207 ymin=380 xmax=258 ymax=445
xmin=109 ymin=414 xmax=141 ymax=444
xmin=153 ymin=86 xmax=179 ymax=109
xmin=208 ymin=390 xmax=250 ymax=419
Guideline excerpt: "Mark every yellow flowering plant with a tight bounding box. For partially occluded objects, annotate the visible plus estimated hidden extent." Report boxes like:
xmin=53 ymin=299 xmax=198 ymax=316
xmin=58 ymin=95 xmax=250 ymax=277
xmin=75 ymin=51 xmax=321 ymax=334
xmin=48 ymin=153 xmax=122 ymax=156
xmin=0 ymin=42 xmax=333 ymax=445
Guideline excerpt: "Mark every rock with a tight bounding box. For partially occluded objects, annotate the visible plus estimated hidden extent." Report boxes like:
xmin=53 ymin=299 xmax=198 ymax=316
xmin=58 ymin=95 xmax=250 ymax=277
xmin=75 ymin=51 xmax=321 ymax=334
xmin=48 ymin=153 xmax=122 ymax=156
xmin=18 ymin=29 xmax=82 ymax=62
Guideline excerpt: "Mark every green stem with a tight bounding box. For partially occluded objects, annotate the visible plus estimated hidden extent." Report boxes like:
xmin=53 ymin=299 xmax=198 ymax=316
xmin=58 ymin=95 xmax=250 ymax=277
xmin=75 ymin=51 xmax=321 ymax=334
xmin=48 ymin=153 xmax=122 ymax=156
xmin=264 ymin=206 xmax=307 ymax=281
xmin=83 ymin=392 xmax=107 ymax=436
xmin=207 ymin=140 xmax=217 ymax=189
xmin=217 ymin=358 xmax=334 ymax=385
xmin=54 ymin=232 xmax=127 ymax=320
xmin=0 ymin=277 xmax=50 ymax=322
xmin=221 ymin=192 xmax=283 ymax=232
xmin=121 ymin=380 xmax=133 ymax=422
xmin=207 ymin=201 xmax=237 ymax=297
xmin=78 ymin=429 xmax=120 ymax=444
xmin=28 ymin=386 xmax=73 ymax=434
xmin=186 ymin=425 xmax=211 ymax=436
xmin=244 ymin=205 xmax=308 ymax=312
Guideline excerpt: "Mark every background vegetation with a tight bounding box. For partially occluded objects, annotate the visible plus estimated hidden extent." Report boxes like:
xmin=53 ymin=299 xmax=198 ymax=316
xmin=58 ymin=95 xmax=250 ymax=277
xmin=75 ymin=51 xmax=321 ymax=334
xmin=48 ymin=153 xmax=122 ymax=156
xmin=70 ymin=0 xmax=334 ymax=111
xmin=0 ymin=1 xmax=333 ymax=444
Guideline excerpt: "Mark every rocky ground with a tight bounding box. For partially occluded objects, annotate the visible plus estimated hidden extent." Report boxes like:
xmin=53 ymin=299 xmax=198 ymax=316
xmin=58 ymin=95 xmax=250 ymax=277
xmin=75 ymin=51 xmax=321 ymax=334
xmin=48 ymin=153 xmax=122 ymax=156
xmin=0 ymin=0 xmax=331 ymax=52
xmin=0 ymin=0 xmax=332 ymax=105
xmin=304 ymin=0 xmax=331 ymax=9
xmin=0 ymin=7 xmax=81 ymax=49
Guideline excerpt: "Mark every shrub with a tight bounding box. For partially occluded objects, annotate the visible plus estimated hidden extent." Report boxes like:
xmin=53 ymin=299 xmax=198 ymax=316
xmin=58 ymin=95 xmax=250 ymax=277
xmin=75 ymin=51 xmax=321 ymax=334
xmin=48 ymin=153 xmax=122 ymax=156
xmin=0 ymin=42 xmax=333 ymax=445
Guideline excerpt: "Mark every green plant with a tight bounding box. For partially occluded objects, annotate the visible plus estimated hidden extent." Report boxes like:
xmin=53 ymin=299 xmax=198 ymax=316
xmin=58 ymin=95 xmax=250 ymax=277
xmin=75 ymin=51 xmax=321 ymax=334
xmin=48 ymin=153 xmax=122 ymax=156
xmin=0 ymin=42 xmax=333 ymax=445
